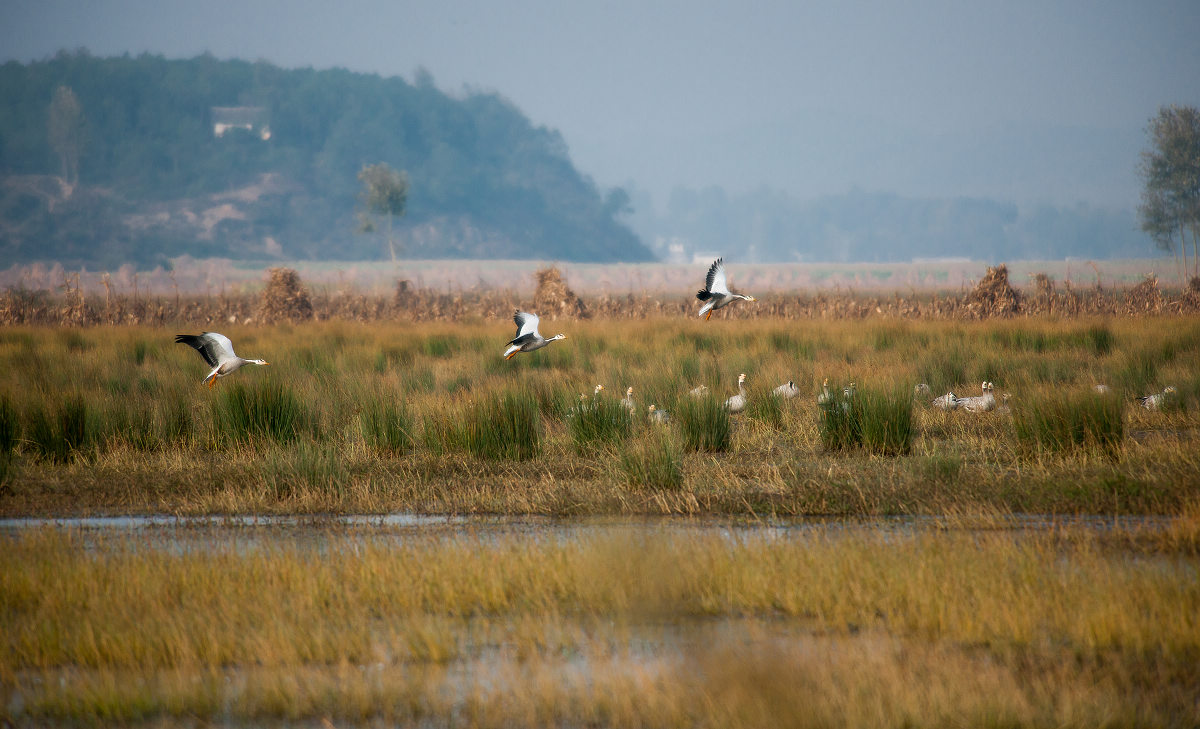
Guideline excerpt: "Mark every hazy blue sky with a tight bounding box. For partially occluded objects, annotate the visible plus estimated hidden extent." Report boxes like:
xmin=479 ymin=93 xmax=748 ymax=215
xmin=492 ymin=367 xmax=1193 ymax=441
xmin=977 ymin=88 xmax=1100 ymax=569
xmin=4 ymin=0 xmax=1199 ymax=209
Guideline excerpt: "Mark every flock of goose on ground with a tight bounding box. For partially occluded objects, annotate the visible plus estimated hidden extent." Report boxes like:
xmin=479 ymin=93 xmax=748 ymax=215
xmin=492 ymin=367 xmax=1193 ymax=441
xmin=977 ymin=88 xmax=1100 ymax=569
xmin=175 ymin=258 xmax=1180 ymax=417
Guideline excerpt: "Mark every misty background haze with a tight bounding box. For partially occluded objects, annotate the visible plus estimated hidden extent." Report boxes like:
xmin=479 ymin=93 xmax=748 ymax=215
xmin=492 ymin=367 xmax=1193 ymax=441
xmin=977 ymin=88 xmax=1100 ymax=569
xmin=3 ymin=0 xmax=1200 ymax=264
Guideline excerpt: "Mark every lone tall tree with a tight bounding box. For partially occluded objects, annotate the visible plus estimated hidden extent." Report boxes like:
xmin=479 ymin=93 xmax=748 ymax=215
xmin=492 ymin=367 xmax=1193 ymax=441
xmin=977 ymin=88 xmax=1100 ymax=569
xmin=1138 ymin=105 xmax=1200 ymax=279
xmin=357 ymin=163 xmax=409 ymax=264
xmin=47 ymin=85 xmax=85 ymax=189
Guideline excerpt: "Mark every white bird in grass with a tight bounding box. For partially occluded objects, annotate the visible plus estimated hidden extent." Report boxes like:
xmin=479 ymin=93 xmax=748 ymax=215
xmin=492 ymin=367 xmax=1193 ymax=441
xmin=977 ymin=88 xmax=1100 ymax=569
xmin=725 ymin=373 xmax=748 ymax=414
xmin=696 ymin=257 xmax=756 ymax=320
xmin=816 ymin=378 xmax=833 ymax=406
xmin=648 ymin=404 xmax=670 ymax=423
xmin=621 ymin=386 xmax=636 ymax=411
xmin=773 ymin=380 xmax=800 ymax=399
xmin=502 ymin=310 xmax=566 ymax=360
xmin=958 ymin=382 xmax=997 ymax=413
xmin=689 ymin=384 xmax=709 ymax=398
xmin=175 ymin=332 xmax=269 ymax=388
xmin=1138 ymin=386 xmax=1177 ymax=411
xmin=931 ymin=391 xmax=960 ymax=411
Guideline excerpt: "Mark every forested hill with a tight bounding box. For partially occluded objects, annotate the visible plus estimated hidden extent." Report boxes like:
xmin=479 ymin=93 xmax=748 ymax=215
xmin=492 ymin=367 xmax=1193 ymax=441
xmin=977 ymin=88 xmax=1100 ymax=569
xmin=0 ymin=51 xmax=654 ymax=267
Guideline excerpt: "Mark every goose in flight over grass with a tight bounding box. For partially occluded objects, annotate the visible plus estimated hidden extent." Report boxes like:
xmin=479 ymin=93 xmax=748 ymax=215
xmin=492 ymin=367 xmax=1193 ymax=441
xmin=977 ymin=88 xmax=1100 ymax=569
xmin=503 ymin=311 xmax=566 ymax=360
xmin=696 ymin=257 xmax=756 ymax=320
xmin=175 ymin=332 xmax=268 ymax=388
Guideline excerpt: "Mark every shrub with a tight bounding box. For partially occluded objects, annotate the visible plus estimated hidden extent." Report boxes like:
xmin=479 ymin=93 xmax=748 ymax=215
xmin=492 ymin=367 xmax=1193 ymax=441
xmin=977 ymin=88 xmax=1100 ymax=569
xmin=621 ymin=431 xmax=684 ymax=490
xmin=676 ymin=395 xmax=731 ymax=453
xmin=818 ymin=391 xmax=860 ymax=452
xmin=1013 ymin=389 xmax=1124 ymax=460
xmin=462 ymin=390 xmax=541 ymax=461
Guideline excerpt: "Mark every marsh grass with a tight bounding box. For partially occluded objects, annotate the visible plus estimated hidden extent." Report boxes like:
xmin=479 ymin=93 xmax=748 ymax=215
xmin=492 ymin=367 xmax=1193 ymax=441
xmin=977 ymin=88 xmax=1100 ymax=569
xmin=568 ymin=395 xmax=633 ymax=451
xmin=620 ymin=430 xmax=684 ymax=489
xmin=2 ymin=524 xmax=1198 ymax=726
xmin=462 ymin=390 xmax=542 ymax=461
xmin=358 ymin=395 xmax=414 ymax=455
xmin=677 ymin=395 xmax=731 ymax=452
xmin=0 ymin=393 xmax=18 ymax=455
xmin=1013 ymin=388 xmax=1124 ymax=460
xmin=213 ymin=378 xmax=308 ymax=445
xmin=1 ymin=317 xmax=1198 ymax=516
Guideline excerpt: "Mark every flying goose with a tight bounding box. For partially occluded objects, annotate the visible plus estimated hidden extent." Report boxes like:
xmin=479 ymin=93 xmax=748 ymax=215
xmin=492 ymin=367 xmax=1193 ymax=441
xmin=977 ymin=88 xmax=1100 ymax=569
xmin=620 ymin=386 xmax=636 ymax=411
xmin=175 ymin=332 xmax=268 ymax=388
xmin=503 ymin=311 xmax=566 ymax=360
xmin=773 ymin=380 xmax=800 ymax=399
xmin=1138 ymin=386 xmax=1177 ymax=411
xmin=696 ymin=258 xmax=756 ymax=320
xmin=725 ymin=373 xmax=748 ymax=414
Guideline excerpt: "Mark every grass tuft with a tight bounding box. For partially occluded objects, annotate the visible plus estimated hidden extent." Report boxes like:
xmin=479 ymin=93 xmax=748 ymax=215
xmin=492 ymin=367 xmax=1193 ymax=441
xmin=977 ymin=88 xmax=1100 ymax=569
xmin=568 ymin=396 xmax=633 ymax=451
xmin=359 ymin=397 xmax=414 ymax=456
xmin=462 ymin=390 xmax=542 ymax=461
xmin=820 ymin=385 xmax=912 ymax=456
xmin=620 ymin=430 xmax=684 ymax=489
xmin=1013 ymin=388 xmax=1124 ymax=460
xmin=676 ymin=395 xmax=731 ymax=453
xmin=214 ymin=379 xmax=307 ymax=445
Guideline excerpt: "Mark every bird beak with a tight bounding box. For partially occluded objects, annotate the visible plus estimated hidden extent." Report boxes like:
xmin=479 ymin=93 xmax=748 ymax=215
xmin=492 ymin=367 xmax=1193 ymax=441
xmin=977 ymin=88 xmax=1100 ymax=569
xmin=747 ymin=296 xmax=757 ymax=302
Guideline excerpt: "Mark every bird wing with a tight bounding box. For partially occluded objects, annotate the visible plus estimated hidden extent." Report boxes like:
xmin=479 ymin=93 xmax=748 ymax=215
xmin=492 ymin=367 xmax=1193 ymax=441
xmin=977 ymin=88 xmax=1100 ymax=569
xmin=175 ymin=332 xmax=235 ymax=367
xmin=513 ymin=310 xmax=540 ymax=338
xmin=705 ymin=258 xmax=729 ymax=295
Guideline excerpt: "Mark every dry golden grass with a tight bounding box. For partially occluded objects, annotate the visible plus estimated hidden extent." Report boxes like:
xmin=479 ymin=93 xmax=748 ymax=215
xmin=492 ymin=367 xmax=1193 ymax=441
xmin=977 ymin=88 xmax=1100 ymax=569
xmin=2 ymin=522 xmax=1198 ymax=725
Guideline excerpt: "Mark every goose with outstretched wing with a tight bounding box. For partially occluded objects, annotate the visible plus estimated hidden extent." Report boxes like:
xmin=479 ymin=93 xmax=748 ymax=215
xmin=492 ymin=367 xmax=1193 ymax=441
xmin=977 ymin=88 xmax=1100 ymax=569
xmin=696 ymin=258 xmax=756 ymax=320
xmin=503 ymin=310 xmax=566 ymax=360
xmin=175 ymin=332 xmax=269 ymax=388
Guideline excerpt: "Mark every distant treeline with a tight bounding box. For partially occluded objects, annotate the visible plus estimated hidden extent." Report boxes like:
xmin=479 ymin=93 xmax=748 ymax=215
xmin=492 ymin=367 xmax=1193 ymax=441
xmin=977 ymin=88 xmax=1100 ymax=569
xmin=0 ymin=51 xmax=652 ymax=267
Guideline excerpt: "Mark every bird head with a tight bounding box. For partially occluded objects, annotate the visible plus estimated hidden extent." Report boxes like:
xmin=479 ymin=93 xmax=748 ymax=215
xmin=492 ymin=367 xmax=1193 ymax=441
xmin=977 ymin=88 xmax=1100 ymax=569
xmin=626 ymin=386 xmax=634 ymax=396
xmin=551 ymin=334 xmax=567 ymax=341
xmin=744 ymin=295 xmax=757 ymax=302
xmin=594 ymin=384 xmax=604 ymax=395
xmin=738 ymin=373 xmax=747 ymax=383
xmin=252 ymin=360 xmax=270 ymax=366
xmin=648 ymin=405 xmax=656 ymax=413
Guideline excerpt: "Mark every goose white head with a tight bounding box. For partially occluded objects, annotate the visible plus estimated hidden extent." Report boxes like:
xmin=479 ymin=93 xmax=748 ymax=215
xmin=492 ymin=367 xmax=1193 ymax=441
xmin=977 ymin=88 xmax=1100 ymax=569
xmin=626 ymin=386 xmax=634 ymax=397
xmin=594 ymin=384 xmax=604 ymax=395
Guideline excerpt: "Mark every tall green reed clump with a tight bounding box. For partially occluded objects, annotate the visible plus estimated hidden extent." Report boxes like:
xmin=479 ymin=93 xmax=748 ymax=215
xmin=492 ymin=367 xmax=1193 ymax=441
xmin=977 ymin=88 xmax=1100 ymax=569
xmin=359 ymin=398 xmax=414 ymax=455
xmin=0 ymin=394 xmax=18 ymax=456
xmin=214 ymin=379 xmax=307 ymax=445
xmin=748 ymin=391 xmax=785 ymax=429
xmin=24 ymin=393 xmax=94 ymax=462
xmin=1013 ymin=389 xmax=1124 ymax=460
xmin=462 ymin=390 xmax=541 ymax=460
xmin=819 ymin=385 xmax=913 ymax=456
xmin=568 ymin=396 xmax=633 ymax=452
xmin=621 ymin=430 xmax=684 ymax=489
xmin=676 ymin=395 xmax=731 ymax=453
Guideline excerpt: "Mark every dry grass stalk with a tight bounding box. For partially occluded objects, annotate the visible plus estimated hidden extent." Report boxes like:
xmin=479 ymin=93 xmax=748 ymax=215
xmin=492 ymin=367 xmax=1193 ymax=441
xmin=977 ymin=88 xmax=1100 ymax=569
xmin=533 ymin=266 xmax=589 ymax=320
xmin=964 ymin=264 xmax=1022 ymax=318
xmin=257 ymin=267 xmax=313 ymax=324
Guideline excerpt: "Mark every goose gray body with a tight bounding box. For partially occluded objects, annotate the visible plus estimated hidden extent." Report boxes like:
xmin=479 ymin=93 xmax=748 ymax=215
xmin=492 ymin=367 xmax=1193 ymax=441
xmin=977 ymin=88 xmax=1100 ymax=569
xmin=175 ymin=332 xmax=268 ymax=388
xmin=503 ymin=311 xmax=566 ymax=360
xmin=696 ymin=258 xmax=756 ymax=320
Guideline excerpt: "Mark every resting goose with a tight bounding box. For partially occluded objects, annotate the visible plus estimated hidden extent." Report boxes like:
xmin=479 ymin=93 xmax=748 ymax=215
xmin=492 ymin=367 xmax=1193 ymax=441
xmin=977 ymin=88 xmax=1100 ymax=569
xmin=1139 ymin=386 xmax=1177 ymax=411
xmin=959 ymin=382 xmax=997 ymax=413
xmin=816 ymin=378 xmax=833 ymax=406
xmin=503 ymin=311 xmax=566 ymax=360
xmin=773 ymin=380 xmax=800 ymax=399
xmin=620 ymin=386 xmax=636 ymax=412
xmin=931 ymin=391 xmax=960 ymax=411
xmin=175 ymin=332 xmax=268 ymax=388
xmin=725 ymin=373 xmax=748 ymax=414
xmin=648 ymin=405 xmax=670 ymax=424
xmin=696 ymin=258 xmax=756 ymax=320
